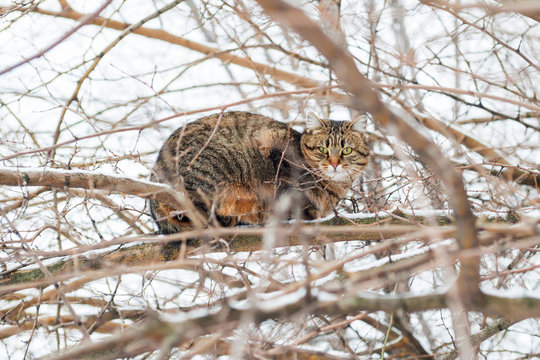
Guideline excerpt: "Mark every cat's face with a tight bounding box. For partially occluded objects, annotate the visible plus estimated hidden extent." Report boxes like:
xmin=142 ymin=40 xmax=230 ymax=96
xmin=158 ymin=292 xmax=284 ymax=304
xmin=300 ymin=114 xmax=370 ymax=183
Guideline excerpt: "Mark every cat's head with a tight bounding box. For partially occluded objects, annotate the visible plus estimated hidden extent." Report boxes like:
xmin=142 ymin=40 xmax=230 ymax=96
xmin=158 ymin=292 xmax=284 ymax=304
xmin=300 ymin=113 xmax=370 ymax=183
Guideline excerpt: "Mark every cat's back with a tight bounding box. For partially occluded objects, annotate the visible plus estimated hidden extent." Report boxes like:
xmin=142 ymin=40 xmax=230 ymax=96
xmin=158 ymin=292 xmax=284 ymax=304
xmin=172 ymin=111 xmax=288 ymax=145
xmin=152 ymin=111 xmax=298 ymax=185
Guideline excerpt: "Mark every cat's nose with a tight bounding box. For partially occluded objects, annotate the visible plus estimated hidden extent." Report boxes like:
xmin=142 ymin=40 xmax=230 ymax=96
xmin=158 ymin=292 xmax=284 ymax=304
xmin=329 ymin=156 xmax=340 ymax=169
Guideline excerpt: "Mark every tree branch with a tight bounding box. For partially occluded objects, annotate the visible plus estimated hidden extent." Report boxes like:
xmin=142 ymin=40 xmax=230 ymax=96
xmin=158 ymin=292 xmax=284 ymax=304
xmin=0 ymin=222 xmax=434 ymax=290
xmin=0 ymin=0 xmax=114 ymax=76
xmin=0 ymin=166 xmax=205 ymax=228
xmin=40 ymin=286 xmax=540 ymax=360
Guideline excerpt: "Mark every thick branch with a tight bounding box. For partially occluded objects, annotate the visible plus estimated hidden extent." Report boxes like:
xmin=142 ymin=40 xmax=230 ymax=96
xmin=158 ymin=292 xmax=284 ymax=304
xmin=42 ymin=287 xmax=540 ymax=360
xmin=2 ymin=219 xmax=536 ymax=296
xmin=0 ymin=222 xmax=431 ymax=289
xmin=40 ymin=291 xmax=447 ymax=360
xmin=0 ymin=166 xmax=205 ymax=227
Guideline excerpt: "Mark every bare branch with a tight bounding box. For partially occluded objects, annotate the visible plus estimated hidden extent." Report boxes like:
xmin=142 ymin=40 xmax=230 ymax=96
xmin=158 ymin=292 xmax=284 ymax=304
xmin=0 ymin=166 xmax=205 ymax=228
xmin=0 ymin=0 xmax=114 ymax=76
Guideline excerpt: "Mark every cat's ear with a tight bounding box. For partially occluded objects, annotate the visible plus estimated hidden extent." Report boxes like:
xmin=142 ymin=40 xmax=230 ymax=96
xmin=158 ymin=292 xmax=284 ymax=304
xmin=305 ymin=112 xmax=327 ymax=132
xmin=347 ymin=114 xmax=368 ymax=132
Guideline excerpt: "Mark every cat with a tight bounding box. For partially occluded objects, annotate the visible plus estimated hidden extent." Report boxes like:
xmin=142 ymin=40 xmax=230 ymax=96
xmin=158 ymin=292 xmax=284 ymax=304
xmin=149 ymin=111 xmax=370 ymax=235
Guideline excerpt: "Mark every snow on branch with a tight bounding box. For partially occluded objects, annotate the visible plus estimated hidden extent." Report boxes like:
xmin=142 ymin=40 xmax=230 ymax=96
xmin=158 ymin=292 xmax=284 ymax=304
xmin=0 ymin=166 xmax=206 ymax=227
xmin=43 ymin=286 xmax=540 ymax=360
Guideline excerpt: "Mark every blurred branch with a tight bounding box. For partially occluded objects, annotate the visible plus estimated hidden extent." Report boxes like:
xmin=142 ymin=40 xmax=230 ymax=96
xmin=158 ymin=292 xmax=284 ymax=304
xmin=41 ymin=286 xmax=540 ymax=360
xmin=377 ymin=83 xmax=540 ymax=112
xmin=415 ymin=115 xmax=540 ymax=187
xmin=494 ymin=0 xmax=540 ymax=22
xmin=57 ymin=0 xmax=72 ymax=11
xmin=436 ymin=0 xmax=540 ymax=22
xmin=421 ymin=1 xmax=540 ymax=24
xmin=457 ymin=111 xmax=540 ymax=128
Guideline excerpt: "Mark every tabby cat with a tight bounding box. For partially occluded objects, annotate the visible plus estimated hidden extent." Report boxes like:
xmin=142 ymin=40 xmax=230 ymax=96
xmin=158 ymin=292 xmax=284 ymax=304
xmin=149 ymin=111 xmax=369 ymax=234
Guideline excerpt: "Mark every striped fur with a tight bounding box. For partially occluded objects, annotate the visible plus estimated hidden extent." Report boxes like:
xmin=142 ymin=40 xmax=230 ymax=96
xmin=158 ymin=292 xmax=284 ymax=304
xmin=149 ymin=111 xmax=369 ymax=234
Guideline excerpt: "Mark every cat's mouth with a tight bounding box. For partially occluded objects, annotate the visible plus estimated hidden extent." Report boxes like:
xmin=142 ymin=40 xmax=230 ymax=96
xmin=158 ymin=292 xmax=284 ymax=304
xmin=319 ymin=164 xmax=356 ymax=183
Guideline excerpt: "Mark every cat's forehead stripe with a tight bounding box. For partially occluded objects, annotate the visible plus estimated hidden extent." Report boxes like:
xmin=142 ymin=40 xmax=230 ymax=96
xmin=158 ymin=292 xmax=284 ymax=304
xmin=325 ymin=121 xmax=351 ymax=146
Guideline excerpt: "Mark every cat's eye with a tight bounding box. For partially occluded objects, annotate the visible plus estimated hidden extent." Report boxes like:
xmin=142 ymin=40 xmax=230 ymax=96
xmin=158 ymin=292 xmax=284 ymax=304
xmin=318 ymin=146 xmax=328 ymax=154
xmin=342 ymin=147 xmax=352 ymax=155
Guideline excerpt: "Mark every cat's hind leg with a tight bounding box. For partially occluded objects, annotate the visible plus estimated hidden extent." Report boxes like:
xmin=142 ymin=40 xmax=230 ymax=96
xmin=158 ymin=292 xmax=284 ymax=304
xmin=215 ymin=185 xmax=269 ymax=226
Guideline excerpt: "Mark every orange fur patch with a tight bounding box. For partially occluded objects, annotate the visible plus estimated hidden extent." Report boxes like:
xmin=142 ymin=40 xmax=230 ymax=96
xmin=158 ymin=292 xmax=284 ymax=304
xmin=216 ymin=185 xmax=267 ymax=225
